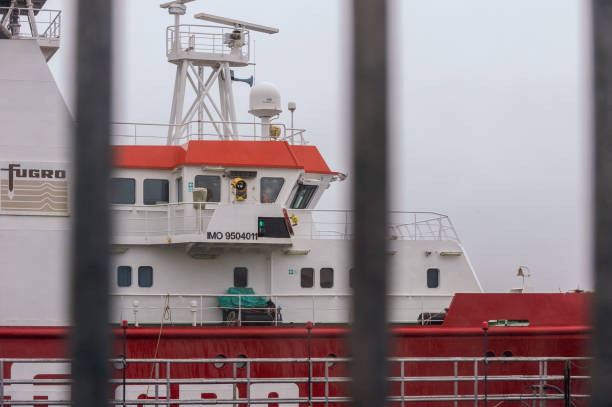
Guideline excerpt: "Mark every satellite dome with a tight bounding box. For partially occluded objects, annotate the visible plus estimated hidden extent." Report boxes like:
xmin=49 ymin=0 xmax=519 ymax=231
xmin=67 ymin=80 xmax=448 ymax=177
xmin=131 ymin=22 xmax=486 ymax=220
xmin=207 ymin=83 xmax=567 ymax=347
xmin=249 ymin=82 xmax=282 ymax=118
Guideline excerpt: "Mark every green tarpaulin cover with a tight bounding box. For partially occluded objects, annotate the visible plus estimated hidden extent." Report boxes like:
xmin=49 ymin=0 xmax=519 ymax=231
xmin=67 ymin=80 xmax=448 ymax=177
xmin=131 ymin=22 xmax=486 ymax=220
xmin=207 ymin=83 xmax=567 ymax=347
xmin=218 ymin=287 xmax=267 ymax=309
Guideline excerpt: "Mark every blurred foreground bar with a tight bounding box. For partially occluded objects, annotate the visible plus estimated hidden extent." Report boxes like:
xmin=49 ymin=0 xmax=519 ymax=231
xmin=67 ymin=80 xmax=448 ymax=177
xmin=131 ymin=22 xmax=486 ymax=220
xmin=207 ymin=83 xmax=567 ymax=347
xmin=592 ymin=0 xmax=612 ymax=405
xmin=70 ymin=1 xmax=112 ymax=407
xmin=351 ymin=1 xmax=389 ymax=407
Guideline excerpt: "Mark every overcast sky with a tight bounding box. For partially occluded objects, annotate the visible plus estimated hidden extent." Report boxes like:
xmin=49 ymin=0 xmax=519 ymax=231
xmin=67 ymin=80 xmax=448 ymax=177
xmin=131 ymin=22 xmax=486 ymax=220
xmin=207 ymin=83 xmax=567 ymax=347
xmin=45 ymin=0 xmax=592 ymax=293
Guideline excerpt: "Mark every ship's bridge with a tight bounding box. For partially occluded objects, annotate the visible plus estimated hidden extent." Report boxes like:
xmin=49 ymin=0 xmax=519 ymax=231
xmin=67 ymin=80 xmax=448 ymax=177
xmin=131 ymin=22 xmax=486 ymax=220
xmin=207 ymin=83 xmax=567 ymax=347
xmin=109 ymin=126 xmax=459 ymax=256
xmin=110 ymin=131 xmax=340 ymax=255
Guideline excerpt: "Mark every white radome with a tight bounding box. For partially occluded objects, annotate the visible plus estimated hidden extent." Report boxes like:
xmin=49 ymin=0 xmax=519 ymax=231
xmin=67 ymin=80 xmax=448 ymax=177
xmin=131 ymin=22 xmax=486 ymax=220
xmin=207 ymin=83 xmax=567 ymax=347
xmin=249 ymin=82 xmax=282 ymax=118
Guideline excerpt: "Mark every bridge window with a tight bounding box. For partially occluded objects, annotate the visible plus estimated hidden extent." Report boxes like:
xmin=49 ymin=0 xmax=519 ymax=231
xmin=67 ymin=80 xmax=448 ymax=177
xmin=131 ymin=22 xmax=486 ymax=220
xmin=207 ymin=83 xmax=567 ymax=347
xmin=143 ymin=179 xmax=169 ymax=205
xmin=176 ymin=177 xmax=183 ymax=203
xmin=290 ymin=184 xmax=318 ymax=209
xmin=138 ymin=266 xmax=153 ymax=287
xmin=260 ymin=177 xmax=284 ymax=203
xmin=110 ymin=178 xmax=135 ymax=204
xmin=320 ymin=268 xmax=334 ymax=288
xmin=234 ymin=267 xmax=248 ymax=288
xmin=117 ymin=266 xmax=132 ymax=287
xmin=301 ymin=268 xmax=314 ymax=288
xmin=195 ymin=175 xmax=221 ymax=202
xmin=427 ymin=268 xmax=439 ymax=288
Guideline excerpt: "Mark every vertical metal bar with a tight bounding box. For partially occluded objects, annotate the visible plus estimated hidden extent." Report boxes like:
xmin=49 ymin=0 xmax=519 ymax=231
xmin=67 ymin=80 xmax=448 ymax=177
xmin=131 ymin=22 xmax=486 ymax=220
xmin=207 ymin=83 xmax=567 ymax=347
xmin=166 ymin=361 xmax=171 ymax=407
xmin=325 ymin=358 xmax=329 ymax=407
xmin=454 ymin=361 xmax=458 ymax=407
xmin=351 ymin=1 xmax=388 ymax=407
xmin=563 ymin=361 xmax=571 ymax=407
xmin=539 ymin=361 xmax=543 ymax=407
xmin=70 ymin=1 xmax=112 ymax=406
xmin=247 ymin=361 xmax=251 ymax=407
xmin=238 ymin=295 xmax=242 ymax=327
xmin=592 ymin=2 xmax=612 ymax=405
xmin=233 ymin=362 xmax=237 ymax=407
xmin=473 ymin=360 xmax=478 ymax=407
xmin=543 ymin=361 xmax=548 ymax=407
xmin=400 ymin=361 xmax=405 ymax=407
xmin=155 ymin=362 xmax=159 ymax=402
xmin=0 ymin=359 xmax=4 ymax=407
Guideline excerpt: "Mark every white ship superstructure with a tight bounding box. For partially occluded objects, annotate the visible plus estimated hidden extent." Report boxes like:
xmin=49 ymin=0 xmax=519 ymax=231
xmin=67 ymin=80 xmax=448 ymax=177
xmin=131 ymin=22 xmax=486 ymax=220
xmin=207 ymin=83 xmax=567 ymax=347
xmin=0 ymin=1 xmax=482 ymax=328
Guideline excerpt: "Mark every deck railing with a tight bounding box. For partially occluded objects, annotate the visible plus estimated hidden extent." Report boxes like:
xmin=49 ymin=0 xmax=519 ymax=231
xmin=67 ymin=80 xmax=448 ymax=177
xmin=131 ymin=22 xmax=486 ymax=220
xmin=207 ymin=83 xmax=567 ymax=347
xmin=0 ymin=356 xmax=590 ymax=405
xmin=111 ymin=120 xmax=308 ymax=145
xmin=0 ymin=7 xmax=61 ymax=39
xmin=110 ymin=293 xmax=455 ymax=326
xmin=111 ymin=205 xmax=460 ymax=243
xmin=166 ymin=24 xmax=250 ymax=59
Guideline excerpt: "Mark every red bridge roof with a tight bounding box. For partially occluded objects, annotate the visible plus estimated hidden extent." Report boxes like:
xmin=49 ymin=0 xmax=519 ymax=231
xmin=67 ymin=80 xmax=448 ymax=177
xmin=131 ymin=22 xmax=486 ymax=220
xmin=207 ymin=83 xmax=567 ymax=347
xmin=113 ymin=140 xmax=333 ymax=174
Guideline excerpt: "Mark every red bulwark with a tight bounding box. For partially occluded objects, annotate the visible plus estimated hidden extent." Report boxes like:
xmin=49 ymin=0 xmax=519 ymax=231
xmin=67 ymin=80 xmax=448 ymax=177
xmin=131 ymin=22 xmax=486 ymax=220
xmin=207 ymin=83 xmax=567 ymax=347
xmin=112 ymin=140 xmax=333 ymax=174
xmin=442 ymin=293 xmax=591 ymax=327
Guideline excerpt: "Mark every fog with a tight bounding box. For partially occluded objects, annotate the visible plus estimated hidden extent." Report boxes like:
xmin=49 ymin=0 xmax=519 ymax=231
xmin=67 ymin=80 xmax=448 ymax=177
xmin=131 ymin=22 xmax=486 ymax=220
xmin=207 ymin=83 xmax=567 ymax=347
xmin=45 ymin=0 xmax=592 ymax=293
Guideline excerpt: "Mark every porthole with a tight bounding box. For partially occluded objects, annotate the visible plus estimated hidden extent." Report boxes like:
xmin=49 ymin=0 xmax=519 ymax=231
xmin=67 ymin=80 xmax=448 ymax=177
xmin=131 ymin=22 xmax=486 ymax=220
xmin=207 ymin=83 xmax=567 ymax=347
xmin=502 ymin=350 xmax=513 ymax=363
xmin=235 ymin=354 xmax=247 ymax=369
xmin=485 ymin=351 xmax=495 ymax=358
xmin=326 ymin=353 xmax=337 ymax=367
xmin=214 ymin=354 xmax=226 ymax=368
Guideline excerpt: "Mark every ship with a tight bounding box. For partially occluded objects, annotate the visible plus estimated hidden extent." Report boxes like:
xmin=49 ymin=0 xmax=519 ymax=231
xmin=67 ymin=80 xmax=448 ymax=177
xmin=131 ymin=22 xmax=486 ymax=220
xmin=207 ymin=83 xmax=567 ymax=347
xmin=0 ymin=1 xmax=591 ymax=405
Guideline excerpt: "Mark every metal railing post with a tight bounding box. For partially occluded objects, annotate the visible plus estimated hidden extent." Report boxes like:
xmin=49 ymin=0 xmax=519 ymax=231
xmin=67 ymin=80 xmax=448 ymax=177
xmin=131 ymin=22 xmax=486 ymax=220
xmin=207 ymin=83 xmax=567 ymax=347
xmin=0 ymin=359 xmax=4 ymax=407
xmin=155 ymin=362 xmax=159 ymax=402
xmin=473 ymin=360 xmax=478 ymax=407
xmin=325 ymin=358 xmax=330 ymax=407
xmin=247 ymin=361 xmax=252 ymax=407
xmin=539 ymin=360 xmax=544 ymax=407
xmin=166 ymin=361 xmax=171 ymax=407
xmin=564 ymin=360 xmax=571 ymax=407
xmin=454 ymin=361 xmax=458 ymax=407
xmin=238 ymin=295 xmax=242 ymax=327
xmin=233 ymin=362 xmax=237 ymax=407
xmin=400 ymin=361 xmax=405 ymax=407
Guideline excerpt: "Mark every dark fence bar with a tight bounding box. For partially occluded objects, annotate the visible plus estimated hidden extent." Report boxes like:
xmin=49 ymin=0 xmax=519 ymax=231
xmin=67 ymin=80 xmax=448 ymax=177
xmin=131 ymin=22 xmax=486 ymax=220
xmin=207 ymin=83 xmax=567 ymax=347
xmin=70 ymin=1 xmax=112 ymax=407
xmin=351 ymin=1 xmax=389 ymax=407
xmin=591 ymin=0 xmax=612 ymax=405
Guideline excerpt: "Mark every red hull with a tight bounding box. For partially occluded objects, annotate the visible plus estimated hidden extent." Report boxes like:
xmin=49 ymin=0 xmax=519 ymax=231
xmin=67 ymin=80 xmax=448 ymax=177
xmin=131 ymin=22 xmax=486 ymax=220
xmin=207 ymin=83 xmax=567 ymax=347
xmin=0 ymin=293 xmax=592 ymax=406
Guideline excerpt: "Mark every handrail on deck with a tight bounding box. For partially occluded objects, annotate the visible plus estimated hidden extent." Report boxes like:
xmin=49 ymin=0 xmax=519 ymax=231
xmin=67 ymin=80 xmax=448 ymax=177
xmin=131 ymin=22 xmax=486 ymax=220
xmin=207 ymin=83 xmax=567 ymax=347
xmin=111 ymin=120 xmax=308 ymax=145
xmin=0 ymin=356 xmax=591 ymax=405
xmin=0 ymin=7 xmax=61 ymax=39
xmin=110 ymin=204 xmax=460 ymax=242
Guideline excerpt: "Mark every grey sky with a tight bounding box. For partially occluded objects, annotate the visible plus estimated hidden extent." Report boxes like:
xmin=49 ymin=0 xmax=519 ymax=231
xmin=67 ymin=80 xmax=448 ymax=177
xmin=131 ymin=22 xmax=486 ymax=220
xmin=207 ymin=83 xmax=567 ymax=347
xmin=45 ymin=0 xmax=591 ymax=293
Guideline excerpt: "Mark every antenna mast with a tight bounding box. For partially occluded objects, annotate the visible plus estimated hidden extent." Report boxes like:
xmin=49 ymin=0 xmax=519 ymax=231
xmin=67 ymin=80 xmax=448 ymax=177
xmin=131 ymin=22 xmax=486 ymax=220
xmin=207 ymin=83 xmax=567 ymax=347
xmin=160 ymin=1 xmax=278 ymax=145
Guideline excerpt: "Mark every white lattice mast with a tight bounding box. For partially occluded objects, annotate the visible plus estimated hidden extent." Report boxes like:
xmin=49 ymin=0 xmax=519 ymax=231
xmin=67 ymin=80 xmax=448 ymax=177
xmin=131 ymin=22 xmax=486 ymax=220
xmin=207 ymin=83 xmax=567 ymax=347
xmin=160 ymin=1 xmax=278 ymax=145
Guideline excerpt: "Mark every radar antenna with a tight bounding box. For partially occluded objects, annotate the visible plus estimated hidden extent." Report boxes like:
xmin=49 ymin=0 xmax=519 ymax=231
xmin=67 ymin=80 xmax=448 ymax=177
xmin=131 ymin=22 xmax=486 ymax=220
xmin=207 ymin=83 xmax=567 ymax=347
xmin=162 ymin=4 xmax=278 ymax=145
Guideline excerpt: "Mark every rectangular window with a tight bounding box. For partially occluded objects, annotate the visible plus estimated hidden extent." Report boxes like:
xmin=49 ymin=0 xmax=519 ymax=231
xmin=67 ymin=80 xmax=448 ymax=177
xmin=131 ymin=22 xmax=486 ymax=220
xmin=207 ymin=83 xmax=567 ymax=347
xmin=320 ymin=268 xmax=334 ymax=288
xmin=301 ymin=268 xmax=314 ymax=288
xmin=194 ymin=175 xmax=221 ymax=202
xmin=290 ymin=184 xmax=318 ymax=209
xmin=427 ymin=268 xmax=440 ymax=288
xmin=260 ymin=177 xmax=285 ymax=203
xmin=111 ymin=178 xmax=135 ymax=204
xmin=257 ymin=217 xmax=290 ymax=238
xmin=176 ymin=177 xmax=183 ymax=203
xmin=138 ymin=266 xmax=153 ymax=287
xmin=234 ymin=267 xmax=248 ymax=288
xmin=143 ymin=179 xmax=169 ymax=205
xmin=117 ymin=266 xmax=132 ymax=287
